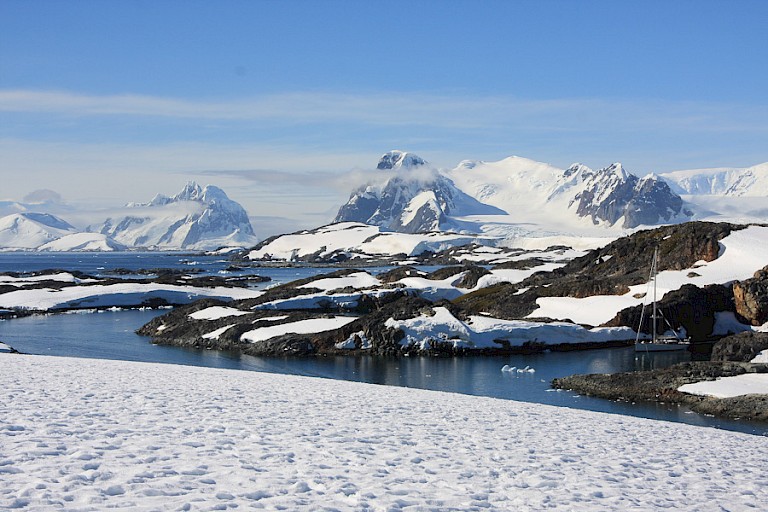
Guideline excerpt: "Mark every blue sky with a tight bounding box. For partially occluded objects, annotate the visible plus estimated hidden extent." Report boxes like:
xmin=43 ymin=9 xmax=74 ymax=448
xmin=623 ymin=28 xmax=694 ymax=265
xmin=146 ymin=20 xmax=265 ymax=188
xmin=1 ymin=0 xmax=767 ymax=236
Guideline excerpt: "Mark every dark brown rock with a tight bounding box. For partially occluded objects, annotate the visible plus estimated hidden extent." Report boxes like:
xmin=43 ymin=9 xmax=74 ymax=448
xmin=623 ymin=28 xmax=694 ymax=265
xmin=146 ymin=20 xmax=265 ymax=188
xmin=603 ymin=283 xmax=735 ymax=341
xmin=733 ymin=265 xmax=768 ymax=326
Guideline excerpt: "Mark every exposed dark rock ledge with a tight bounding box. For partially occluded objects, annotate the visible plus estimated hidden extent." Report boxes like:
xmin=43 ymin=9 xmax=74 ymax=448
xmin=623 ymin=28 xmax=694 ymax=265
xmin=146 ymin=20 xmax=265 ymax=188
xmin=455 ymin=221 xmax=742 ymax=322
xmin=710 ymin=332 xmax=768 ymax=362
xmin=553 ymin=332 xmax=768 ymax=423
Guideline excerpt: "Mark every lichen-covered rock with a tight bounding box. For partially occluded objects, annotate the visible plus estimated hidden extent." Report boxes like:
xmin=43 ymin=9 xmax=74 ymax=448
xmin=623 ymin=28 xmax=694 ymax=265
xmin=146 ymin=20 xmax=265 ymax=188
xmin=733 ymin=265 xmax=768 ymax=326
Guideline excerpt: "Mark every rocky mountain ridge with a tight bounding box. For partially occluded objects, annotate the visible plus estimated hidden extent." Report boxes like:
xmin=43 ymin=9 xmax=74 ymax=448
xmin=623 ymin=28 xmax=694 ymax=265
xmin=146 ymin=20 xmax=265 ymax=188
xmin=337 ymin=151 xmax=696 ymax=235
xmin=335 ymin=150 xmax=767 ymax=237
xmin=143 ymin=222 xmax=768 ymax=360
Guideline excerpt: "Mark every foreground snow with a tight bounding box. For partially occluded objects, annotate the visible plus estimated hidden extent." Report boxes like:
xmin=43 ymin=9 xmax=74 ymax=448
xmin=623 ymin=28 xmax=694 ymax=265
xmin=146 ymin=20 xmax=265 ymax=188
xmin=2 ymin=355 xmax=766 ymax=511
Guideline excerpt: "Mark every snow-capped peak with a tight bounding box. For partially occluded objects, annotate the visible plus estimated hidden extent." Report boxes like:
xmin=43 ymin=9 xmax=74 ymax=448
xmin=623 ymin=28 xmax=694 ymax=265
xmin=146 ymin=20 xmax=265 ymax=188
xmin=173 ymin=181 xmax=205 ymax=202
xmin=377 ymin=150 xmax=427 ymax=170
xmin=93 ymin=183 xmax=259 ymax=250
xmin=0 ymin=212 xmax=78 ymax=249
xmin=604 ymin=162 xmax=629 ymax=181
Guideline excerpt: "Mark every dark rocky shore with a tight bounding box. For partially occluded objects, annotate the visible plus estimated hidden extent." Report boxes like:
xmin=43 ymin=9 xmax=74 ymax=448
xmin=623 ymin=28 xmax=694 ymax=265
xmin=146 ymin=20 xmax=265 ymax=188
xmin=552 ymin=332 xmax=768 ymax=422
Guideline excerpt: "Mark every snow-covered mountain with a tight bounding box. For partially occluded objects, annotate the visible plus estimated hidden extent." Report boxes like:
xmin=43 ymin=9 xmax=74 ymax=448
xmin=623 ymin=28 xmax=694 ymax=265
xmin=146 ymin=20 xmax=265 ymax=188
xmin=334 ymin=151 xmax=505 ymax=233
xmin=0 ymin=213 xmax=78 ymax=250
xmin=331 ymin=151 xmax=768 ymax=241
xmin=37 ymin=233 xmax=128 ymax=252
xmin=660 ymin=162 xmax=768 ymax=197
xmin=92 ymin=182 xmax=258 ymax=250
xmin=0 ymin=183 xmax=258 ymax=251
xmin=446 ymin=157 xmax=690 ymax=230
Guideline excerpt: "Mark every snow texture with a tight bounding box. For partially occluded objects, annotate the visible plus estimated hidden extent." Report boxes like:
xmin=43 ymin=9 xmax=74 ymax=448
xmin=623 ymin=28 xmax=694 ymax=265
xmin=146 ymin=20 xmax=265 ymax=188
xmin=678 ymin=374 xmax=768 ymax=399
xmin=1 ymin=354 xmax=766 ymax=511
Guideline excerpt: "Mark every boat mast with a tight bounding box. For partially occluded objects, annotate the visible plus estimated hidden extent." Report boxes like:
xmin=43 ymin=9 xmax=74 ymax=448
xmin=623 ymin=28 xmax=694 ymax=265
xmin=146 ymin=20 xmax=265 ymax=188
xmin=652 ymin=246 xmax=658 ymax=343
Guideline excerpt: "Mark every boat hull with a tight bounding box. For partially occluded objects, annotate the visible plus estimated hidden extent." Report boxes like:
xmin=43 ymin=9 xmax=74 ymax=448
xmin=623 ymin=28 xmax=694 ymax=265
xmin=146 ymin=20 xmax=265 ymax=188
xmin=634 ymin=342 xmax=690 ymax=352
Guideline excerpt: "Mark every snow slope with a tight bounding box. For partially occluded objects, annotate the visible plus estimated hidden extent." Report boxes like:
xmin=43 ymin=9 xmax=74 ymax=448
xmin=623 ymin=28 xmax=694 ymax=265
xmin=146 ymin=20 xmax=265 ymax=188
xmin=37 ymin=232 xmax=127 ymax=252
xmin=248 ymin=222 xmax=497 ymax=261
xmin=678 ymin=374 xmax=768 ymax=399
xmin=0 ymin=212 xmax=78 ymax=250
xmin=1 ymin=354 xmax=766 ymax=511
xmin=386 ymin=306 xmax=635 ymax=350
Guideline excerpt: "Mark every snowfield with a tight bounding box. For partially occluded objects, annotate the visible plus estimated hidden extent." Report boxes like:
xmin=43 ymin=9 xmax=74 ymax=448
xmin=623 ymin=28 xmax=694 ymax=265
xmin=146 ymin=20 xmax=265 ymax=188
xmin=1 ymin=354 xmax=766 ymax=511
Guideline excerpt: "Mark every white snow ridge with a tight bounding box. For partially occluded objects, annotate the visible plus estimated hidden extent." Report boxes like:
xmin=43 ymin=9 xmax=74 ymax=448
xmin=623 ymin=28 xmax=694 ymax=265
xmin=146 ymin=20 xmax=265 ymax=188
xmin=1 ymin=354 xmax=766 ymax=511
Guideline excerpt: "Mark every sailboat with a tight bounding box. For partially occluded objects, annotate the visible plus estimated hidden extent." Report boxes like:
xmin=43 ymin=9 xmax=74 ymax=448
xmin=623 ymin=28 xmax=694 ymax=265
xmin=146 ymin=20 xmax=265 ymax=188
xmin=634 ymin=246 xmax=691 ymax=352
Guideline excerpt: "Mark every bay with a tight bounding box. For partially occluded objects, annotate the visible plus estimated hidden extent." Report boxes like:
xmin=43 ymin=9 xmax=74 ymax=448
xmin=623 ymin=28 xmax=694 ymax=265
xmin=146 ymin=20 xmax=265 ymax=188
xmin=0 ymin=251 xmax=765 ymax=436
xmin=1 ymin=309 xmax=765 ymax=436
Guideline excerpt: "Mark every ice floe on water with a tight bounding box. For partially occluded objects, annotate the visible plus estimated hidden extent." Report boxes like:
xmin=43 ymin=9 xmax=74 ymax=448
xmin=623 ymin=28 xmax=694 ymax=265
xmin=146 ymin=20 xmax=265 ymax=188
xmin=1 ymin=354 xmax=766 ymax=511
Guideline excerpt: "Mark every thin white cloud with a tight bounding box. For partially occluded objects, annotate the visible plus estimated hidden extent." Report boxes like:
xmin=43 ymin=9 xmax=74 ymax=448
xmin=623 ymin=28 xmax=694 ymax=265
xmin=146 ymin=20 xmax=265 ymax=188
xmin=2 ymin=89 xmax=766 ymax=135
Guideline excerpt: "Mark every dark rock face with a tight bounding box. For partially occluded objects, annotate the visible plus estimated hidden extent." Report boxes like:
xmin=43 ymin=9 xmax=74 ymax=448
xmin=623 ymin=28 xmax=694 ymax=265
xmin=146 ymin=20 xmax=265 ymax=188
xmin=456 ymin=222 xmax=742 ymax=323
xmin=377 ymin=266 xmax=426 ymax=283
xmin=733 ymin=265 xmax=768 ymax=326
xmin=604 ymin=284 xmax=735 ymax=341
xmin=424 ymin=265 xmax=490 ymax=289
xmin=711 ymin=332 xmax=768 ymax=362
xmin=569 ymin=164 xmax=690 ymax=228
xmin=623 ymin=175 xmax=688 ymax=228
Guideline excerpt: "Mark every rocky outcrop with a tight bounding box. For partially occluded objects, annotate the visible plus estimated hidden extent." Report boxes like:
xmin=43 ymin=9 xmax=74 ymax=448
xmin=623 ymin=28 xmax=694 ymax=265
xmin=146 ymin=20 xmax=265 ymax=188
xmin=733 ymin=265 xmax=768 ymax=326
xmin=604 ymin=284 xmax=735 ymax=341
xmin=456 ymin=222 xmax=742 ymax=323
xmin=711 ymin=332 xmax=768 ymax=362
xmin=424 ymin=265 xmax=490 ymax=289
xmin=552 ymin=361 xmax=768 ymax=422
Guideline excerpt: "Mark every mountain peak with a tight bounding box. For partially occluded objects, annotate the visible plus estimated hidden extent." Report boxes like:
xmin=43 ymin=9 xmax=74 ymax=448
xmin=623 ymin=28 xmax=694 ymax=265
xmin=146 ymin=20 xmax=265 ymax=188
xmin=174 ymin=181 xmax=205 ymax=202
xmin=376 ymin=151 xmax=427 ymax=170
xmin=603 ymin=162 xmax=629 ymax=181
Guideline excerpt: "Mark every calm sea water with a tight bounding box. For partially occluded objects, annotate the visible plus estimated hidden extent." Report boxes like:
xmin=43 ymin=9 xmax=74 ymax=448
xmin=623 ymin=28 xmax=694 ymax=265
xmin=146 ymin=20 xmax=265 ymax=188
xmin=0 ymin=252 xmax=765 ymax=436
